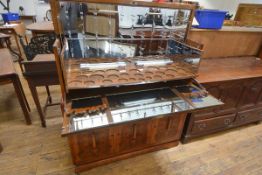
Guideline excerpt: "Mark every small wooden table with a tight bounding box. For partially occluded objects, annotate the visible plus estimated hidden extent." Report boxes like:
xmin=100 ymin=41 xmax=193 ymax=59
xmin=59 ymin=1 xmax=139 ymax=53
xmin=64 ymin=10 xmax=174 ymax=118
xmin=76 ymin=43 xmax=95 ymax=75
xmin=23 ymin=54 xmax=59 ymax=127
xmin=26 ymin=21 xmax=54 ymax=36
xmin=0 ymin=49 xmax=31 ymax=125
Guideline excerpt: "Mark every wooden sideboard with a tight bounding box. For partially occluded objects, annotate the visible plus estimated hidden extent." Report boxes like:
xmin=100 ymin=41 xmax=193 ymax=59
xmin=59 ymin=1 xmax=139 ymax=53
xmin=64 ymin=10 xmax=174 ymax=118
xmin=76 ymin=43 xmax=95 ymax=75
xmin=182 ymin=56 xmax=262 ymax=142
xmin=188 ymin=26 xmax=262 ymax=58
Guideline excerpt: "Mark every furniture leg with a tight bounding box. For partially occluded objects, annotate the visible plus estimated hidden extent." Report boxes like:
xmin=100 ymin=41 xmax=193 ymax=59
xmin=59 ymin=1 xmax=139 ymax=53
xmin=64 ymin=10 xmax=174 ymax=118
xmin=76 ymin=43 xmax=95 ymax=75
xmin=45 ymin=85 xmax=52 ymax=104
xmin=14 ymin=34 xmax=23 ymax=58
xmin=12 ymin=76 xmax=31 ymax=125
xmin=0 ymin=142 xmax=3 ymax=153
xmin=16 ymin=76 xmax=31 ymax=111
xmin=28 ymin=82 xmax=46 ymax=127
xmin=13 ymin=35 xmax=24 ymax=71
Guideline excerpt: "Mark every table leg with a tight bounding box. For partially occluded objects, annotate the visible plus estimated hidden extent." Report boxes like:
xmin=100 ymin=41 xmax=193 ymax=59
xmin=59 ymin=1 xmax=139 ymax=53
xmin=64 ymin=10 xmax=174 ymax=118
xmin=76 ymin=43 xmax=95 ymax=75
xmin=28 ymin=82 xmax=46 ymax=127
xmin=16 ymin=76 xmax=31 ymax=112
xmin=45 ymin=85 xmax=52 ymax=104
xmin=0 ymin=142 xmax=3 ymax=153
xmin=12 ymin=75 xmax=31 ymax=125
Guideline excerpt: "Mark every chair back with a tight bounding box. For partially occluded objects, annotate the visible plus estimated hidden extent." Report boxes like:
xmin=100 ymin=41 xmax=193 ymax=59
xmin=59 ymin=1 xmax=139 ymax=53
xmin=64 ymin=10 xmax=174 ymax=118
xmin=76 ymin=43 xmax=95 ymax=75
xmin=19 ymin=33 xmax=56 ymax=60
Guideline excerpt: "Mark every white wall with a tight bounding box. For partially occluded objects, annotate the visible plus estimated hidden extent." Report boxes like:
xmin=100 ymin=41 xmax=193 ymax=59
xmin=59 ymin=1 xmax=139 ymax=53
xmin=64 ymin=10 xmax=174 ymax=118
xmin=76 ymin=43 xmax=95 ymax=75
xmin=190 ymin=0 xmax=262 ymax=16
xmin=0 ymin=0 xmax=50 ymax=22
xmin=0 ymin=0 xmax=261 ymax=22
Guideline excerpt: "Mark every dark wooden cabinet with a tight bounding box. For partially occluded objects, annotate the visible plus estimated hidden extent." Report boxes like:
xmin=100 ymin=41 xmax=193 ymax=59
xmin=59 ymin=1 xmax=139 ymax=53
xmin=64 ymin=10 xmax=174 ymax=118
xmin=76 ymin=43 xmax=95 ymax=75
xmin=183 ymin=77 xmax=262 ymax=142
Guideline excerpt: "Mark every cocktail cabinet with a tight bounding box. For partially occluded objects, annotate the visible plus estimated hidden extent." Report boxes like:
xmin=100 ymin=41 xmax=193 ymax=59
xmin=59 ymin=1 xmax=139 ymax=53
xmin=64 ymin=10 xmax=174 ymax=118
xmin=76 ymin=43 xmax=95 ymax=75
xmin=50 ymin=0 xmax=222 ymax=172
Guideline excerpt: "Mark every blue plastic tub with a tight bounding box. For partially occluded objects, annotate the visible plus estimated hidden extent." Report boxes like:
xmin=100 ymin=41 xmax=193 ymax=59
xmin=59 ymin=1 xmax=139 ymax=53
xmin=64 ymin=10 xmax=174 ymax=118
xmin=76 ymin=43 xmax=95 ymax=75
xmin=195 ymin=9 xmax=227 ymax=29
xmin=2 ymin=13 xmax=20 ymax=23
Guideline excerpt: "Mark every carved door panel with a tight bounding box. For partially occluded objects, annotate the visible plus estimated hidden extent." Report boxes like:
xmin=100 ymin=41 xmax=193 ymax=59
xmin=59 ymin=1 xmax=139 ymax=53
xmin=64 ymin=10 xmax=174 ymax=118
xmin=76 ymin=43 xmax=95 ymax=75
xmin=217 ymin=81 xmax=244 ymax=115
xmin=239 ymin=79 xmax=262 ymax=110
xmin=154 ymin=113 xmax=186 ymax=144
xmin=69 ymin=127 xmax=113 ymax=165
xmin=116 ymin=119 xmax=149 ymax=154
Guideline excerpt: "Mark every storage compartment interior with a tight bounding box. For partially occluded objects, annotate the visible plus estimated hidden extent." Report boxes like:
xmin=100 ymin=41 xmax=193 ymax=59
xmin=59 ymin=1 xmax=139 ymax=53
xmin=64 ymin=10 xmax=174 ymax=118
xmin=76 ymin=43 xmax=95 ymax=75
xmin=107 ymin=88 xmax=193 ymax=123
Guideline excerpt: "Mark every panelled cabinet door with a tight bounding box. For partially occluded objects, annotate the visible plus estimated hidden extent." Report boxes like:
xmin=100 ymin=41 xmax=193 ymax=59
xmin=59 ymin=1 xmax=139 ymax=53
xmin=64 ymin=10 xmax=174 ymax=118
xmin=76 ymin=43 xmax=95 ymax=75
xmin=116 ymin=119 xmax=149 ymax=154
xmin=216 ymin=81 xmax=245 ymax=115
xmin=239 ymin=79 xmax=262 ymax=110
xmin=154 ymin=113 xmax=185 ymax=144
xmin=68 ymin=127 xmax=113 ymax=165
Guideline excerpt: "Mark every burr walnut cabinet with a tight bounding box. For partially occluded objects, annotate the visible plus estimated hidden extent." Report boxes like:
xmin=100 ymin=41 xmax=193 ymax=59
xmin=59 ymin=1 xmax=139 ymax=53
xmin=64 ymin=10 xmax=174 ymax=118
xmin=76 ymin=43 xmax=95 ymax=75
xmin=50 ymin=0 xmax=222 ymax=172
xmin=182 ymin=57 xmax=262 ymax=142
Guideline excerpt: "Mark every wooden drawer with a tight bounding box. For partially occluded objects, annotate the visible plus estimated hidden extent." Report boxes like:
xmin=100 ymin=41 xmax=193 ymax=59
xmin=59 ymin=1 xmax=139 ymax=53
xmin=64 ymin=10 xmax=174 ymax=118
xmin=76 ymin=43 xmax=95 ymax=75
xmin=236 ymin=108 xmax=262 ymax=124
xmin=191 ymin=114 xmax=236 ymax=134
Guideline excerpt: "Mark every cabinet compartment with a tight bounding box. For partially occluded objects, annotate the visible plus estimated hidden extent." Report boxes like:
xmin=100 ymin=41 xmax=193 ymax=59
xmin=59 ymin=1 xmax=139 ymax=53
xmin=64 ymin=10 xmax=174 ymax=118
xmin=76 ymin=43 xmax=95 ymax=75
xmin=68 ymin=113 xmax=187 ymax=166
xmin=236 ymin=108 xmax=262 ymax=124
xmin=183 ymin=77 xmax=262 ymax=142
xmin=191 ymin=114 xmax=236 ymax=135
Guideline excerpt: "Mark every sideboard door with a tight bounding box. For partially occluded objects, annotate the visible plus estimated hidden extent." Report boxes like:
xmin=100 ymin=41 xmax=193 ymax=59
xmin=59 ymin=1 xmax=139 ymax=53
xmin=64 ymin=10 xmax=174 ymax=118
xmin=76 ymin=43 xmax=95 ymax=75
xmin=239 ymin=79 xmax=262 ymax=110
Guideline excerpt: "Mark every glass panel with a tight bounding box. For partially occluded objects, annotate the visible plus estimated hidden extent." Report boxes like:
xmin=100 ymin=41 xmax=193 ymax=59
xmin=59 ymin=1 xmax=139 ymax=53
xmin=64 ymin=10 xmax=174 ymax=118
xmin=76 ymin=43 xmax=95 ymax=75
xmin=107 ymin=88 xmax=193 ymax=123
xmin=69 ymin=97 xmax=108 ymax=131
xmin=175 ymin=84 xmax=223 ymax=109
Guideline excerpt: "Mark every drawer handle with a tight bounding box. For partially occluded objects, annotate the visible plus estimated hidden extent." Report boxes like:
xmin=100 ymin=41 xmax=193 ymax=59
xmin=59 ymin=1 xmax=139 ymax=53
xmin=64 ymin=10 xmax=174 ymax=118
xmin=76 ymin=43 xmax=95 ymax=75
xmin=198 ymin=123 xmax=207 ymax=130
xmin=224 ymin=119 xmax=231 ymax=125
xmin=240 ymin=115 xmax=246 ymax=121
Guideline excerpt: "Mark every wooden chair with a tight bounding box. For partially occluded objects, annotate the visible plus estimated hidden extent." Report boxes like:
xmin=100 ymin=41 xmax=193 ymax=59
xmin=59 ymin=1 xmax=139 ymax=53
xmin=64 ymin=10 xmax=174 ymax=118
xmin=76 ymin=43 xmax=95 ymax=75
xmin=19 ymin=33 xmax=59 ymax=127
xmin=19 ymin=32 xmax=56 ymax=60
xmin=0 ymin=22 xmax=28 ymax=71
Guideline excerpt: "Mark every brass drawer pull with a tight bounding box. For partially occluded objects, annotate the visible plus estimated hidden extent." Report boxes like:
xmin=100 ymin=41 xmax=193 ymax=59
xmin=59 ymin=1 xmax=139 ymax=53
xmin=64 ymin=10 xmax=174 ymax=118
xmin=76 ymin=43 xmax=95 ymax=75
xmin=240 ymin=115 xmax=246 ymax=120
xmin=198 ymin=123 xmax=207 ymax=130
xmin=224 ymin=118 xmax=231 ymax=125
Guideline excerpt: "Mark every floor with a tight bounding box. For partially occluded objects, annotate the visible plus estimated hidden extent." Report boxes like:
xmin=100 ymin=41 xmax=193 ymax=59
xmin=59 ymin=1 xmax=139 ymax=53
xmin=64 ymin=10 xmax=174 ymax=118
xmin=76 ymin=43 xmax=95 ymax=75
xmin=0 ymin=62 xmax=262 ymax=175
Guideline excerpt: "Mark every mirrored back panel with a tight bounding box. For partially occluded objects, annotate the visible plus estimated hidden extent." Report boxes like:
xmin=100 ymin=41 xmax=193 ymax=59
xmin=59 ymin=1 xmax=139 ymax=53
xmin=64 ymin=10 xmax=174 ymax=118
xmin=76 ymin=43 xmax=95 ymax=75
xmin=52 ymin=0 xmax=202 ymax=90
xmin=58 ymin=2 xmax=192 ymax=38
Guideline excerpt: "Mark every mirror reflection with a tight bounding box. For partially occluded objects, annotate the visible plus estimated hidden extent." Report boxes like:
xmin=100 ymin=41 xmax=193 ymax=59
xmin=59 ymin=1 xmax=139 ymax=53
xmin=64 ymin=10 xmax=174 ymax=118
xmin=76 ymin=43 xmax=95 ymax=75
xmin=59 ymin=2 xmax=193 ymax=59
